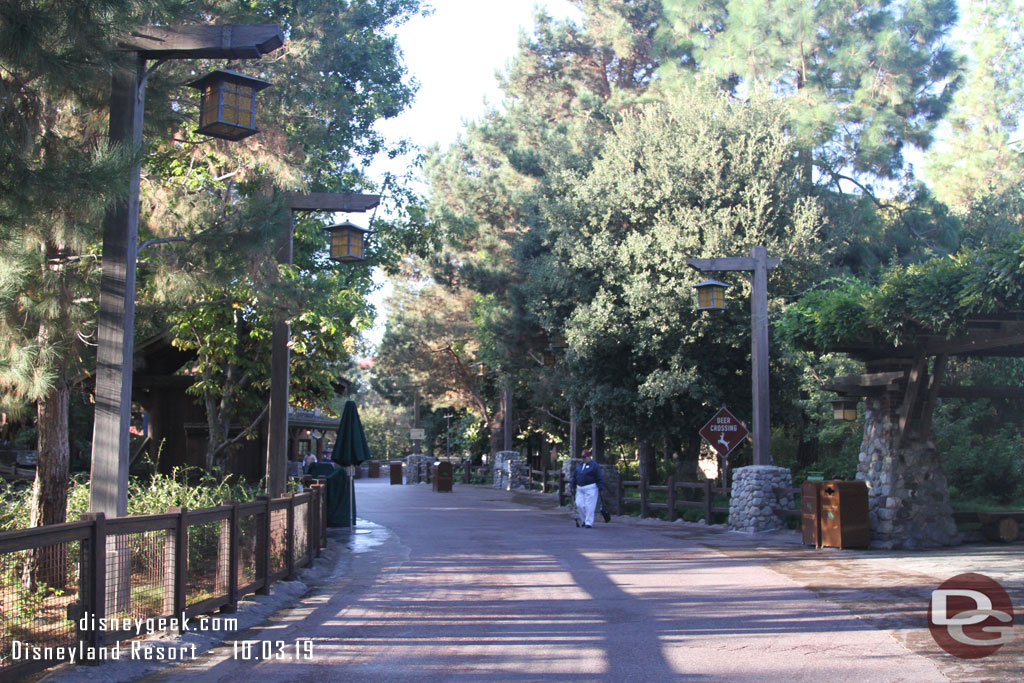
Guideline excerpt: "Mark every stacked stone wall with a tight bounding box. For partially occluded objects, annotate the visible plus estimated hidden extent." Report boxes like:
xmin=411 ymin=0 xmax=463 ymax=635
xmin=403 ymin=454 xmax=432 ymax=484
xmin=493 ymin=450 xmax=529 ymax=490
xmin=728 ymin=466 xmax=793 ymax=532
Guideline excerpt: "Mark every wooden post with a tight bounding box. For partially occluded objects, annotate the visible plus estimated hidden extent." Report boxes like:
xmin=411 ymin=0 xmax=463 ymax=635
xmin=667 ymin=474 xmax=677 ymax=522
xmin=256 ymin=496 xmax=271 ymax=595
xmin=90 ymin=55 xmax=145 ymax=518
xmin=285 ymin=493 xmax=296 ymax=580
xmin=703 ymin=479 xmax=713 ymax=525
xmin=80 ymin=512 xmax=106 ymax=652
xmin=541 ymin=466 xmax=548 ymax=494
xmin=750 ymin=245 xmax=771 ymax=466
xmin=640 ymin=467 xmax=650 ymax=519
xmin=557 ymin=470 xmax=565 ymax=506
xmin=168 ymin=506 xmax=188 ymax=630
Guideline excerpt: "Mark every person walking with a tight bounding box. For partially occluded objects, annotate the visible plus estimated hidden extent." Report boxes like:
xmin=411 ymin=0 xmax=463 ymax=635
xmin=571 ymin=449 xmax=604 ymax=528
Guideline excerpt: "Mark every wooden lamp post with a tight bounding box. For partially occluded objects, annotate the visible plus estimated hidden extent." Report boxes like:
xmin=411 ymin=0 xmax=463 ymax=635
xmin=90 ymin=25 xmax=284 ymax=518
xmin=264 ymin=194 xmax=379 ymax=498
xmin=686 ymin=246 xmax=779 ymax=466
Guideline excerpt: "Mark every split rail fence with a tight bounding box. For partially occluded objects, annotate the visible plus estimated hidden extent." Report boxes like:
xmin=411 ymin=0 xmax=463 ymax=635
xmin=0 ymin=481 xmax=328 ymax=678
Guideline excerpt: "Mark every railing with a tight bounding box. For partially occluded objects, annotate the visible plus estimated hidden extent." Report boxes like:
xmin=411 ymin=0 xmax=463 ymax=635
xmin=527 ymin=467 xmax=563 ymax=495
xmin=621 ymin=476 xmax=731 ymax=524
xmin=459 ymin=461 xmax=493 ymax=485
xmin=0 ymin=482 xmax=328 ymax=678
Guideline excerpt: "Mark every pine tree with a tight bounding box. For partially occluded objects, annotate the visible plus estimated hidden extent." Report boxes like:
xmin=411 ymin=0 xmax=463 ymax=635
xmin=924 ymin=0 xmax=1024 ymax=212
xmin=658 ymin=0 xmax=961 ymax=185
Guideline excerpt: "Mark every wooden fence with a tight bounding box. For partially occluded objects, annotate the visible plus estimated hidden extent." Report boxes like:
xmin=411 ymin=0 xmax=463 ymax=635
xmin=0 ymin=481 xmax=328 ymax=678
xmin=621 ymin=476 xmax=730 ymax=523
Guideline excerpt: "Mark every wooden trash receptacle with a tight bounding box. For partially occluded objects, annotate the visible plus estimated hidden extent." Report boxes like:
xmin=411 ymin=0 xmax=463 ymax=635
xmin=819 ymin=480 xmax=870 ymax=549
xmin=368 ymin=461 xmax=381 ymax=478
xmin=433 ymin=461 xmax=453 ymax=492
xmin=801 ymin=480 xmax=823 ymax=547
xmin=389 ymin=461 xmax=403 ymax=485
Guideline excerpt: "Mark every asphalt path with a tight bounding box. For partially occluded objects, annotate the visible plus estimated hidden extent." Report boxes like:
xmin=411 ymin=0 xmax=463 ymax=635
xmin=139 ymin=478 xmax=946 ymax=682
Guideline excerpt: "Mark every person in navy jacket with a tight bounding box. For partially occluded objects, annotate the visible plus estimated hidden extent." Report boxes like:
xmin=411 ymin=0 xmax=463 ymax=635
xmin=570 ymin=449 xmax=604 ymax=528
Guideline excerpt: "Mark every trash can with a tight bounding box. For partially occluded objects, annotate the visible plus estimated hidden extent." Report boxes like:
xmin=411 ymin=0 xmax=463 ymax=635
xmin=819 ymin=480 xmax=870 ymax=549
xmin=368 ymin=461 xmax=380 ymax=478
xmin=433 ymin=461 xmax=453 ymax=492
xmin=389 ymin=461 xmax=403 ymax=485
xmin=801 ymin=480 xmax=823 ymax=547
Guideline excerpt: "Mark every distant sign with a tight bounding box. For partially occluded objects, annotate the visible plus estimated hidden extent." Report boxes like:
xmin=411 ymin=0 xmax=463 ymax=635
xmin=409 ymin=428 xmax=425 ymax=440
xmin=699 ymin=406 xmax=749 ymax=457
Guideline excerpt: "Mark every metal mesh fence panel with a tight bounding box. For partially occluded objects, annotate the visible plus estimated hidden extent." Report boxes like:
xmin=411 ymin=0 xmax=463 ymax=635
xmin=293 ymin=501 xmax=309 ymax=566
xmin=237 ymin=510 xmax=262 ymax=593
xmin=0 ymin=540 xmax=81 ymax=671
xmin=269 ymin=507 xmax=287 ymax=578
xmin=102 ymin=530 xmax=171 ymax=623
xmin=185 ymin=519 xmax=227 ymax=608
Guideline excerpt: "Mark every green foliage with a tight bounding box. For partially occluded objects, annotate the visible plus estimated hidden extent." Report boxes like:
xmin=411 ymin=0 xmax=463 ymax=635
xmin=935 ymin=399 xmax=1024 ymax=505
xmin=659 ymin=0 xmax=961 ymax=183
xmin=780 ymin=235 xmax=1024 ymax=350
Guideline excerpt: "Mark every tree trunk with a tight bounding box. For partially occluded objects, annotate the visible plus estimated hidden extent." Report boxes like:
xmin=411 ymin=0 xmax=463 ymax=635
xmin=25 ymin=376 xmax=71 ymax=590
xmin=591 ymin=415 xmax=605 ymax=462
xmin=638 ymin=440 xmax=656 ymax=485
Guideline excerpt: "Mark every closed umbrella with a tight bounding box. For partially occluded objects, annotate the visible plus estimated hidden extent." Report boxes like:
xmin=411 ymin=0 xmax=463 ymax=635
xmin=332 ymin=399 xmax=372 ymax=528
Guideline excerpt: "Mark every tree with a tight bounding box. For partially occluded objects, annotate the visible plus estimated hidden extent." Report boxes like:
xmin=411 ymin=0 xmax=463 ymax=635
xmin=528 ymin=81 xmax=829 ymax=471
xmin=658 ymin=0 xmax=961 ymax=186
xmin=925 ymin=0 xmax=1024 ymax=212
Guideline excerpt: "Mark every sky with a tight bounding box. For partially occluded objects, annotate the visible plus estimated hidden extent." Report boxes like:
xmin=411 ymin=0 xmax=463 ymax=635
xmin=361 ymin=0 xmax=581 ymax=347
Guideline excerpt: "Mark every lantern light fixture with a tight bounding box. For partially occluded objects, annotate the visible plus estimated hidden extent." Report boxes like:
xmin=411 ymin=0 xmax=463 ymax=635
xmin=324 ymin=220 xmax=370 ymax=263
xmin=187 ymin=69 xmax=270 ymax=141
xmin=693 ymin=278 xmax=731 ymax=310
xmin=830 ymin=397 xmax=859 ymax=422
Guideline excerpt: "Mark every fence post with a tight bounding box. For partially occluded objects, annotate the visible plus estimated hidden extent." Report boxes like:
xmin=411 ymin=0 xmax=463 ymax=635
xmin=541 ymin=466 xmax=548 ymax=493
xmin=318 ymin=478 xmax=328 ymax=549
xmin=557 ymin=470 xmax=565 ymax=506
xmin=167 ymin=506 xmax=188 ymax=631
xmin=703 ymin=479 xmax=713 ymax=525
xmin=285 ymin=493 xmax=296 ymax=580
xmin=640 ymin=468 xmax=650 ymax=519
xmin=79 ymin=512 xmax=106 ymax=653
xmin=256 ymin=495 xmax=271 ymax=595
xmin=667 ymin=474 xmax=677 ymax=522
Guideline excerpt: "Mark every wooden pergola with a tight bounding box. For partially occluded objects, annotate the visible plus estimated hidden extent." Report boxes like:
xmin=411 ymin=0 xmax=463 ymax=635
xmin=826 ymin=315 xmax=1024 ymax=445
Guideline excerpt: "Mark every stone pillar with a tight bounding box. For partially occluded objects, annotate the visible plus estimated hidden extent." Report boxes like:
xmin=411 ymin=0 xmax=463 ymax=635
xmin=856 ymin=395 xmax=959 ymax=549
xmin=404 ymin=454 xmax=432 ymax=484
xmin=728 ymin=465 xmax=793 ymax=532
xmin=493 ymin=450 xmax=527 ymax=490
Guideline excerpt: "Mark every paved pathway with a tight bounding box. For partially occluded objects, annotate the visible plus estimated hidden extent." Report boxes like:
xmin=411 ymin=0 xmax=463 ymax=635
xmin=129 ymin=479 xmax=977 ymax=682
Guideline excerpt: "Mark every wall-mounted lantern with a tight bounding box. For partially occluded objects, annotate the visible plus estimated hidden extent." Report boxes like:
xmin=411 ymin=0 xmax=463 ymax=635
xmin=324 ymin=220 xmax=370 ymax=263
xmin=692 ymin=279 xmax=731 ymax=311
xmin=830 ymin=397 xmax=859 ymax=422
xmin=187 ymin=70 xmax=271 ymax=141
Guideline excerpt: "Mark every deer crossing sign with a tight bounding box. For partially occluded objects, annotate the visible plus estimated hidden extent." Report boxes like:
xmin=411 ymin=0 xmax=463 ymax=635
xmin=699 ymin=406 xmax=749 ymax=457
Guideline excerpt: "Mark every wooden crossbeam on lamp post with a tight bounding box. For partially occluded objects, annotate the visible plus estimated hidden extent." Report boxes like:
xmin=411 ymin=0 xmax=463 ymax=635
xmin=90 ymin=25 xmax=284 ymax=518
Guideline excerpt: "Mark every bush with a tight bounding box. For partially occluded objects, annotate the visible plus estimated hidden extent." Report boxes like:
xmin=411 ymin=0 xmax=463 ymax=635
xmin=0 ymin=469 xmax=261 ymax=531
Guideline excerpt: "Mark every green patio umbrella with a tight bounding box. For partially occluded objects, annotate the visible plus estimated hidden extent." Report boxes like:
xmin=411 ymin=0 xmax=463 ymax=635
xmin=332 ymin=399 xmax=372 ymax=528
